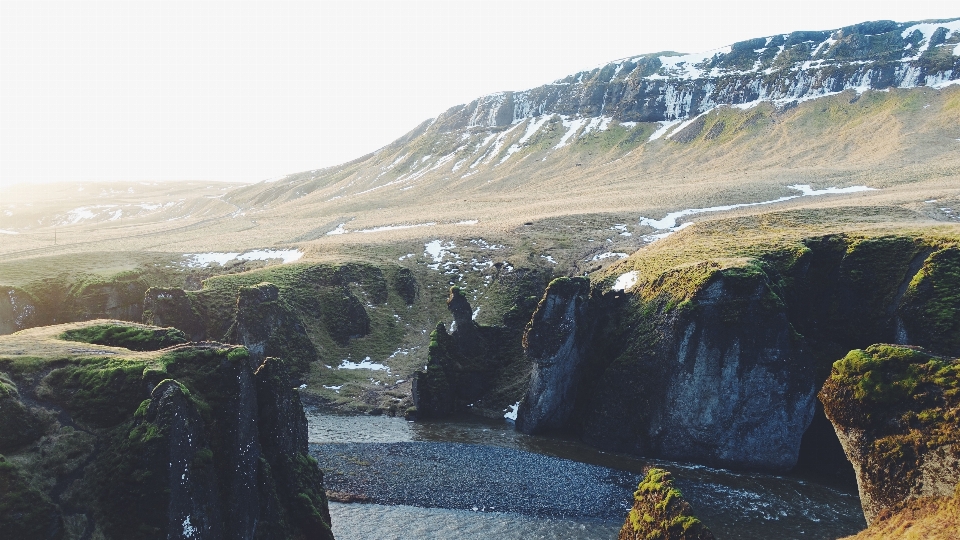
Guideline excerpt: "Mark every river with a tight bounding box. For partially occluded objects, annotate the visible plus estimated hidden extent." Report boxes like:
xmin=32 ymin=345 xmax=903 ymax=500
xmin=307 ymin=409 xmax=866 ymax=539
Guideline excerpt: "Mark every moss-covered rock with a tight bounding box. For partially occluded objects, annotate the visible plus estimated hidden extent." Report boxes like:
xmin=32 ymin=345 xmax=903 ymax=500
xmin=0 ymin=374 xmax=45 ymax=452
xmin=821 ymin=344 xmax=960 ymax=525
xmin=0 ymin=329 xmax=335 ymax=540
xmin=59 ymin=323 xmax=187 ymax=351
xmin=618 ymin=468 xmax=714 ymax=540
xmin=0 ymin=456 xmax=64 ymax=540
xmin=231 ymin=282 xmax=317 ymax=372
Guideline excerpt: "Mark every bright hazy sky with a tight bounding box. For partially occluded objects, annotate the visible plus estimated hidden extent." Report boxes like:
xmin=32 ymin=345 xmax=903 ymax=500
xmin=0 ymin=1 xmax=956 ymax=188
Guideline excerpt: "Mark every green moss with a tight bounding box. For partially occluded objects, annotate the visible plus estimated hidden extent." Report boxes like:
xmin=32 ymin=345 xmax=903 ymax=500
xmin=43 ymin=357 xmax=150 ymax=428
xmin=621 ymin=468 xmax=714 ymax=540
xmin=0 ymin=457 xmax=64 ymax=540
xmin=60 ymin=323 xmax=187 ymax=351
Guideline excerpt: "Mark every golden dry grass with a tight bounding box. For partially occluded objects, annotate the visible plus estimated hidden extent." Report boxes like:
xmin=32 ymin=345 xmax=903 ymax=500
xmin=0 ymin=86 xmax=958 ymax=282
xmin=841 ymin=495 xmax=960 ymax=540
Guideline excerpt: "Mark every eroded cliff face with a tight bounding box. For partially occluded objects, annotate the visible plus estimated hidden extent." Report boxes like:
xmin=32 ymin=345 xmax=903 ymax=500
xmin=0 ymin=325 xmax=335 ymax=540
xmin=231 ymin=282 xmax=317 ymax=372
xmin=519 ymin=234 xmax=960 ymax=471
xmin=516 ymin=277 xmax=593 ymax=433
xmin=435 ymin=19 xmax=960 ymax=131
xmin=578 ymin=263 xmax=813 ymax=471
xmin=821 ymin=344 xmax=960 ymax=526
xmin=413 ymin=286 xmax=533 ymax=419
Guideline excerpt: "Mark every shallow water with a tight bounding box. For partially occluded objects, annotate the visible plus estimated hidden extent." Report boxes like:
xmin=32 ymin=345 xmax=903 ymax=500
xmin=308 ymin=409 xmax=866 ymax=539
xmin=329 ymin=502 xmax=622 ymax=540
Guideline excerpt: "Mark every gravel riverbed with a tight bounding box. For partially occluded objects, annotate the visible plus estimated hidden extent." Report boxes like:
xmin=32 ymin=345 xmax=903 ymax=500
xmin=309 ymin=441 xmax=639 ymax=521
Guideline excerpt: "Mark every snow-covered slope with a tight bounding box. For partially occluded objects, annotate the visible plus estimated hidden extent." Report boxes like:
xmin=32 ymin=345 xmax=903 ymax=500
xmin=438 ymin=18 xmax=960 ymax=130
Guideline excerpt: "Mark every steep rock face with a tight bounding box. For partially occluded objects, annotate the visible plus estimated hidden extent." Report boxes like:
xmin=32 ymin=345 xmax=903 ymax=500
xmin=821 ymin=344 xmax=960 ymax=525
xmin=413 ymin=287 xmax=528 ymax=418
xmin=136 ymin=380 xmax=222 ymax=539
xmin=520 ymin=234 xmax=960 ymax=471
xmin=436 ymin=19 xmax=960 ymax=130
xmin=0 ymin=332 xmax=335 ymax=540
xmin=579 ymin=263 xmax=814 ymax=470
xmin=68 ymin=274 xmax=149 ymax=322
xmin=143 ymin=287 xmax=207 ymax=340
xmin=618 ymin=468 xmax=714 ymax=540
xmin=0 ymin=286 xmax=39 ymax=334
xmin=516 ymin=277 xmax=593 ymax=433
xmin=231 ymin=282 xmax=317 ymax=372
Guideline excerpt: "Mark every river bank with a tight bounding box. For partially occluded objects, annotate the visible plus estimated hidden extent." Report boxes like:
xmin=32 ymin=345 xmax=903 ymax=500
xmin=307 ymin=409 xmax=866 ymax=539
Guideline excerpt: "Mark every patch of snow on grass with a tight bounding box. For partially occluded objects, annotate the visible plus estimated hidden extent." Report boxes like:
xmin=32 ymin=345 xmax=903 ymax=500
xmin=322 ymin=385 xmax=343 ymax=393
xmin=554 ymin=116 xmax=587 ymax=149
xmin=591 ymin=252 xmax=628 ymax=261
xmin=425 ymin=240 xmax=457 ymax=264
xmin=503 ymin=401 xmax=520 ymax=421
xmin=185 ymin=249 xmax=303 ymax=267
xmin=639 ymin=184 xmax=875 ymax=230
xmin=0 ymin=229 xmax=18 ymax=235
xmin=649 ymin=119 xmax=683 ymax=141
xmin=542 ymin=255 xmax=557 ymax=264
xmin=456 ymin=220 xmax=479 ymax=225
xmin=339 ymin=357 xmax=390 ymax=372
xmin=238 ymin=249 xmax=303 ymax=264
xmin=500 ymin=115 xmax=552 ymax=163
xmin=665 ymin=111 xmax=712 ymax=139
xmin=326 ymin=224 xmax=347 ymax=235
xmin=612 ymin=271 xmax=639 ymax=292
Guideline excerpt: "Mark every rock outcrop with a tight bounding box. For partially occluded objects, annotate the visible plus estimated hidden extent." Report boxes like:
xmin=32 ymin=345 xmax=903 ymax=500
xmin=413 ymin=287 xmax=528 ymax=418
xmin=231 ymin=282 xmax=317 ymax=372
xmin=519 ymin=234 xmax=960 ymax=471
xmin=0 ymin=286 xmax=39 ymax=334
xmin=618 ymin=468 xmax=714 ymax=540
xmin=516 ymin=277 xmax=593 ymax=433
xmin=143 ymin=287 xmax=207 ymax=340
xmin=821 ymin=344 xmax=960 ymax=525
xmin=0 ymin=324 xmax=335 ymax=540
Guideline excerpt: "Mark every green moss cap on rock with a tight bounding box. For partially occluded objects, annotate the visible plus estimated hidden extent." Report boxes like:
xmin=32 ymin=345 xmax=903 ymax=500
xmin=619 ymin=468 xmax=715 ymax=540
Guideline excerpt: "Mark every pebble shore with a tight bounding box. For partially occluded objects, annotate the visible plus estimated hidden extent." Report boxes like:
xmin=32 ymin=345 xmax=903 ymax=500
xmin=309 ymin=441 xmax=639 ymax=521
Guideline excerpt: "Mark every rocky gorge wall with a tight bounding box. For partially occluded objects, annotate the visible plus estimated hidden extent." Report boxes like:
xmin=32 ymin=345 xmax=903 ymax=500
xmin=0 ymin=325 xmax=334 ymax=540
xmin=517 ymin=234 xmax=960 ymax=472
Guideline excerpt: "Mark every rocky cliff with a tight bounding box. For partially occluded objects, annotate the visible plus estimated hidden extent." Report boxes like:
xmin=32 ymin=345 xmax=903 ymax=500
xmin=437 ymin=19 xmax=960 ymax=131
xmin=0 ymin=322 xmax=335 ymax=540
xmin=518 ymin=234 xmax=960 ymax=471
xmin=821 ymin=344 xmax=960 ymax=525
xmin=413 ymin=287 xmax=528 ymax=418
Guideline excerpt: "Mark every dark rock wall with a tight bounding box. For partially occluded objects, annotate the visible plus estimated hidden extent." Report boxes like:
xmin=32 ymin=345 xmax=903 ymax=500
xmin=516 ymin=277 xmax=593 ymax=433
xmin=413 ymin=287 xmax=530 ymax=419
xmin=0 ymin=344 xmax=335 ymax=540
xmin=231 ymin=282 xmax=318 ymax=372
xmin=519 ymin=234 xmax=960 ymax=471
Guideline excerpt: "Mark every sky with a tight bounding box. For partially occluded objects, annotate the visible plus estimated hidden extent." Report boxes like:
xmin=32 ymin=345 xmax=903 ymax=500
xmin=0 ymin=1 xmax=957 ymax=188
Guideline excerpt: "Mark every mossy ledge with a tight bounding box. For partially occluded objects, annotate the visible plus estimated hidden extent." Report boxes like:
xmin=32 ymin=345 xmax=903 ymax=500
xmin=0 ymin=321 xmax=334 ymax=540
xmin=821 ymin=344 xmax=960 ymax=526
xmin=618 ymin=468 xmax=715 ymax=540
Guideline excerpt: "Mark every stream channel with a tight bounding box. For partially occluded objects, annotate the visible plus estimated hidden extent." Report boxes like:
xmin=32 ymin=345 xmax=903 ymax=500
xmin=306 ymin=408 xmax=867 ymax=539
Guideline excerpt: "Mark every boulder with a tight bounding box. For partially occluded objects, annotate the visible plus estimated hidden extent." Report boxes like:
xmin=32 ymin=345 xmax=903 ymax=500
xmin=821 ymin=344 xmax=960 ymax=525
